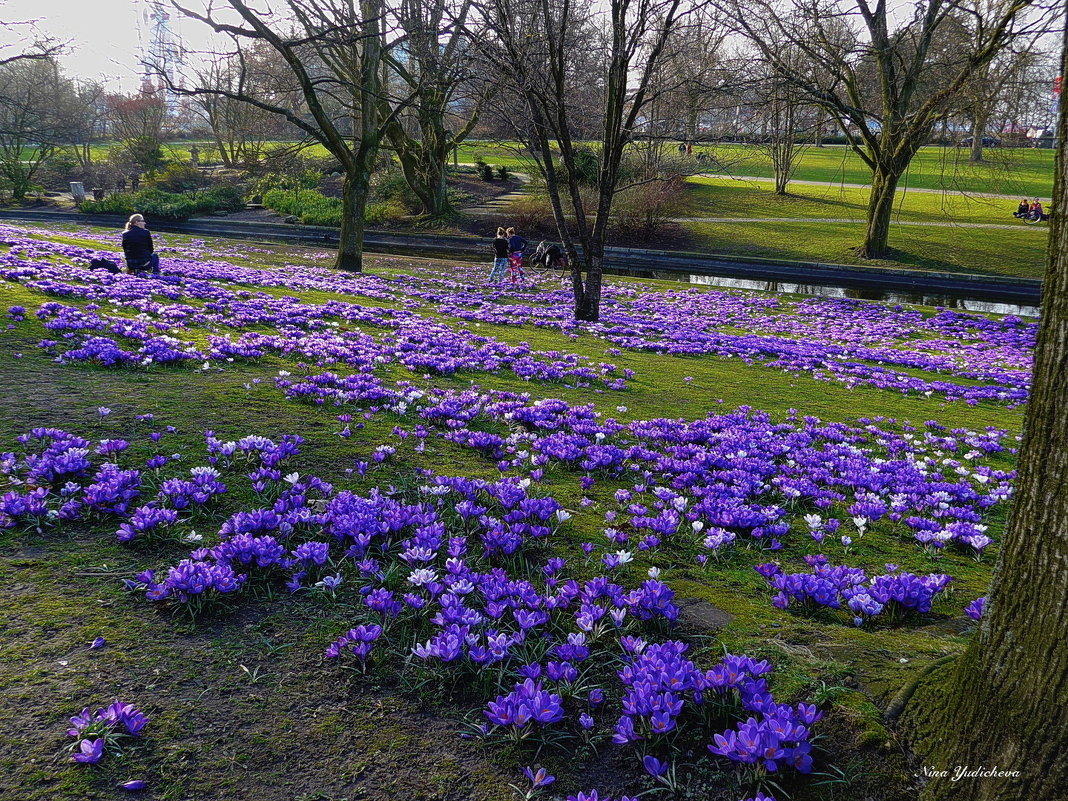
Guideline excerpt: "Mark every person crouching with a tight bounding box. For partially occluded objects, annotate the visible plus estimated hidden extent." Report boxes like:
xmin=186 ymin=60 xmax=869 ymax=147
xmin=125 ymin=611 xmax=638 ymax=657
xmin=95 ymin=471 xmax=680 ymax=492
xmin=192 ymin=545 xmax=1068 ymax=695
xmin=122 ymin=213 xmax=160 ymax=275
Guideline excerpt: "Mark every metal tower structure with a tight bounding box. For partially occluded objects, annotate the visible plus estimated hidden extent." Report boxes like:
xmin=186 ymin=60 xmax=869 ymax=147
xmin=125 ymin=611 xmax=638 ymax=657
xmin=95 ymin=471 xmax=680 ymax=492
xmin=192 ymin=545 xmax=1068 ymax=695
xmin=135 ymin=0 xmax=185 ymax=108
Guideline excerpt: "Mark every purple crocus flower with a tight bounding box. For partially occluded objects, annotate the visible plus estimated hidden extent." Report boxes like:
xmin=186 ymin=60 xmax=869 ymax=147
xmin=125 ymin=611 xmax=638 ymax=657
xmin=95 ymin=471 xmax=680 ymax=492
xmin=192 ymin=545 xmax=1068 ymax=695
xmin=72 ymin=738 xmax=105 ymax=763
xmin=522 ymin=766 xmax=556 ymax=788
xmin=643 ymin=755 xmax=669 ymax=777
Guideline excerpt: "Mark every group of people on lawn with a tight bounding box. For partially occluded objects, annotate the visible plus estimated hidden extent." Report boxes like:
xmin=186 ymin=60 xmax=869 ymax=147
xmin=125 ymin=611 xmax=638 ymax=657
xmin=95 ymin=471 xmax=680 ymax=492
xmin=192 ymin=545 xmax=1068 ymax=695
xmin=489 ymin=226 xmax=527 ymax=284
xmin=1014 ymin=198 xmax=1049 ymax=221
xmin=488 ymin=227 xmax=567 ymax=284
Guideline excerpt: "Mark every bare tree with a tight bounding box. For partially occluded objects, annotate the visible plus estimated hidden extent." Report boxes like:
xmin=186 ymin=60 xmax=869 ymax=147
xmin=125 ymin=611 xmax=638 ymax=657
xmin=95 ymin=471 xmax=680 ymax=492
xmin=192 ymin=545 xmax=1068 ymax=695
xmin=108 ymin=90 xmax=169 ymax=174
xmin=0 ymin=11 xmax=62 ymax=71
xmin=651 ymin=7 xmax=728 ymax=143
xmin=383 ymin=0 xmax=481 ymax=217
xmin=168 ymin=0 xmax=415 ymax=272
xmin=0 ymin=56 xmax=63 ymax=199
xmin=961 ymin=47 xmax=1031 ymax=160
xmin=723 ymin=0 xmax=1048 ymax=259
xmin=190 ymin=50 xmax=293 ymax=168
xmin=54 ymin=79 xmax=108 ymax=167
xmin=475 ymin=0 xmax=696 ymax=322
xmin=907 ymin=23 xmax=1068 ymax=801
xmin=748 ymin=46 xmax=813 ymax=194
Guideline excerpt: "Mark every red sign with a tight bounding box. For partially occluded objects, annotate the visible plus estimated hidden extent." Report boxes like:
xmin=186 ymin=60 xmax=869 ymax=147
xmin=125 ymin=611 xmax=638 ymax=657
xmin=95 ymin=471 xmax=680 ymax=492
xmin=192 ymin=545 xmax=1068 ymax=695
xmin=1055 ymin=76 xmax=1063 ymax=95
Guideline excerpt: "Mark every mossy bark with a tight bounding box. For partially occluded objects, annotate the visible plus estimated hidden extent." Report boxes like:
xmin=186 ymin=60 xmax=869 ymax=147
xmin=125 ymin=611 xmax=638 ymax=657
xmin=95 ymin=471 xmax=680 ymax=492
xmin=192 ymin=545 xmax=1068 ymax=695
xmin=337 ymin=171 xmax=368 ymax=273
xmin=909 ymin=28 xmax=1068 ymax=801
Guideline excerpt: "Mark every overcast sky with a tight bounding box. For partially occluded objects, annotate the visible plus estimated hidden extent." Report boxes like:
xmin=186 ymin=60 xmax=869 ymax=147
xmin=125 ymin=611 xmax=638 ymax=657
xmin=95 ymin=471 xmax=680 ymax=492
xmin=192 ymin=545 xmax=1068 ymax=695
xmin=0 ymin=0 xmax=223 ymax=90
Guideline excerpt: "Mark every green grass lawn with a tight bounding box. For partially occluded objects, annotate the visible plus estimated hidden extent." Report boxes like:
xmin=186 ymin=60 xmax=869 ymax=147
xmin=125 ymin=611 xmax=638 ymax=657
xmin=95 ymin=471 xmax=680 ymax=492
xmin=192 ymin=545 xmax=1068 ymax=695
xmin=0 ymin=225 xmax=1026 ymax=799
xmin=451 ymin=144 xmax=1051 ymax=275
xmin=67 ymin=140 xmax=1055 ymax=197
xmin=701 ymin=144 xmax=1056 ymax=198
xmin=677 ymin=178 xmax=1049 ymax=277
xmin=683 ymin=177 xmax=1049 ymax=225
xmin=686 ymin=219 xmax=1047 ymax=278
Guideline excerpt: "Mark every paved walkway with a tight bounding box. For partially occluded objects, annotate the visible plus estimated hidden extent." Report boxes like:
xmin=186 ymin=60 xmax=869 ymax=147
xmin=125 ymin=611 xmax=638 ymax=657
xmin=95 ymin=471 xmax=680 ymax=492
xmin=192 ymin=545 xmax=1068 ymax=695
xmin=459 ymin=168 xmax=532 ymax=216
xmin=696 ymin=173 xmax=1052 ymax=202
xmin=673 ymin=216 xmax=1046 ymax=231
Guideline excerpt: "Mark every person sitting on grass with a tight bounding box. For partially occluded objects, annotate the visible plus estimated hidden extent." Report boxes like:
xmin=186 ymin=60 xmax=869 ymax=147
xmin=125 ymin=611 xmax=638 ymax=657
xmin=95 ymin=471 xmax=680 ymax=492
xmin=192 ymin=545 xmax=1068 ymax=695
xmin=1028 ymin=199 xmax=1046 ymax=221
xmin=121 ymin=213 xmax=160 ymax=275
xmin=1014 ymin=198 xmax=1030 ymax=218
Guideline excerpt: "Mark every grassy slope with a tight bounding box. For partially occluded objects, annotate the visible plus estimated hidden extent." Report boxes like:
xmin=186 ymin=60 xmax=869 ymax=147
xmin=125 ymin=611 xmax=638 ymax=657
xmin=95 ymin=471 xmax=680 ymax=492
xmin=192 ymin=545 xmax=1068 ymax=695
xmin=705 ymin=144 xmax=1056 ymax=198
xmin=453 ymin=142 xmax=1056 ymax=197
xmin=0 ymin=230 xmax=1023 ymax=800
xmin=683 ymin=177 xmax=1048 ymax=224
xmin=679 ymin=179 xmax=1049 ymax=277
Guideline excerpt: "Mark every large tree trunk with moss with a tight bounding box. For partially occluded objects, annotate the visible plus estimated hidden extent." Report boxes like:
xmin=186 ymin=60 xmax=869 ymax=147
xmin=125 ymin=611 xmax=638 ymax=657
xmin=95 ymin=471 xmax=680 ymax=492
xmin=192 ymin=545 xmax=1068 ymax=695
xmin=911 ymin=32 xmax=1068 ymax=801
xmin=389 ymin=118 xmax=455 ymax=218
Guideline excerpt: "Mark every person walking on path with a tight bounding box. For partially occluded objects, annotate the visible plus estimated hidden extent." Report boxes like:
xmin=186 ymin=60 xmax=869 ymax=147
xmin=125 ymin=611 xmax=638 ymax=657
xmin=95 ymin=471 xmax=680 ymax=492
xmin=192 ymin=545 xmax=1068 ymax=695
xmin=121 ymin=214 xmax=160 ymax=275
xmin=488 ymin=227 xmax=510 ymax=282
xmin=506 ymin=226 xmax=527 ymax=284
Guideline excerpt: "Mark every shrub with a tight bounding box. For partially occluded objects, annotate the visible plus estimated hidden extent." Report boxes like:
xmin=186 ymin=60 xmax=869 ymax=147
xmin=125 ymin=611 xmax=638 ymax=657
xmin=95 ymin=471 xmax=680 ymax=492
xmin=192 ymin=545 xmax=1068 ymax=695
xmin=121 ymin=137 xmax=167 ymax=175
xmin=371 ymin=171 xmax=420 ymax=212
xmin=612 ymin=178 xmax=687 ymax=241
xmin=365 ymin=200 xmax=408 ymax=224
xmin=150 ymin=162 xmax=211 ymax=193
xmin=570 ymin=147 xmax=600 ymax=186
xmin=81 ymin=186 xmax=244 ymax=220
xmin=478 ymin=163 xmax=495 ymax=182
xmin=262 ymin=188 xmax=406 ymax=226
xmin=496 ymin=165 xmax=510 ymax=181
xmin=509 ymin=193 xmax=555 ymax=231
xmin=247 ymin=170 xmax=321 ymax=203
xmin=262 ymin=188 xmax=342 ymax=226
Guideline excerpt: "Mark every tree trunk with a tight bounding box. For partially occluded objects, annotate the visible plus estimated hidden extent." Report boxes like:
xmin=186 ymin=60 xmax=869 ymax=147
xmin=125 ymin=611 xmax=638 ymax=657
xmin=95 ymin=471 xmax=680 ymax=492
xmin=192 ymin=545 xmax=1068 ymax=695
xmin=911 ymin=31 xmax=1068 ymax=801
xmin=214 ymin=133 xmax=234 ymax=168
xmin=572 ymin=259 xmax=603 ymax=322
xmin=390 ymin=125 xmax=454 ymax=218
xmin=421 ymin=147 xmax=452 ymax=217
xmin=860 ymin=165 xmax=900 ymax=259
xmin=969 ymin=113 xmax=989 ymax=163
xmin=337 ymin=172 xmax=367 ymax=273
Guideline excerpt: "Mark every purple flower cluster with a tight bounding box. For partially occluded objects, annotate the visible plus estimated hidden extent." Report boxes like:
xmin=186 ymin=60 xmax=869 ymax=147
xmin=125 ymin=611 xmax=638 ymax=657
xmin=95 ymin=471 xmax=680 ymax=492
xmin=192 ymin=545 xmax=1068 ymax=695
xmin=485 ymin=678 xmax=566 ymax=738
xmin=324 ymin=623 xmax=383 ymax=664
xmin=758 ymin=556 xmax=953 ymax=625
xmin=0 ymin=223 xmax=1026 ymax=799
xmin=0 ymin=222 xmax=1036 ymax=406
xmin=66 ymin=701 xmax=149 ymax=764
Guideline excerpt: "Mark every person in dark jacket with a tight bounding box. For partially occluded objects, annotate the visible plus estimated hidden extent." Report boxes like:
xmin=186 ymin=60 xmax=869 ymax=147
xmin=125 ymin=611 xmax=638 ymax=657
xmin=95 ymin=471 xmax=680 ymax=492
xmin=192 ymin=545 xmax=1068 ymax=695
xmin=488 ymin=227 xmax=510 ymax=282
xmin=121 ymin=213 xmax=160 ymax=275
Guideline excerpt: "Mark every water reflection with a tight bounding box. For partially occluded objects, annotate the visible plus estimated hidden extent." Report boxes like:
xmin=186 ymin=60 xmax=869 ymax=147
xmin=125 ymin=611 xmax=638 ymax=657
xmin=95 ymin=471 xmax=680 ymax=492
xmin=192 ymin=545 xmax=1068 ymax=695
xmin=688 ymin=275 xmax=1039 ymax=318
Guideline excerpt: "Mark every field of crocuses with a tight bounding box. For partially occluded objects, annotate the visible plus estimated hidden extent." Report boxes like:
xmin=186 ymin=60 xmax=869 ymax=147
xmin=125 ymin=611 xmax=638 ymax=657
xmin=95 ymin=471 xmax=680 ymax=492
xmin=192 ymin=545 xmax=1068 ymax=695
xmin=0 ymin=222 xmax=1026 ymax=800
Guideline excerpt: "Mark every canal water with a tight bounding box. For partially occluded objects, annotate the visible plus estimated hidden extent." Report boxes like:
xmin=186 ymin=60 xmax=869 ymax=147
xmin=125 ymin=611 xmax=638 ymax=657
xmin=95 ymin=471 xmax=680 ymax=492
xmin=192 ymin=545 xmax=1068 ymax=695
xmin=688 ymin=275 xmax=1040 ymax=317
